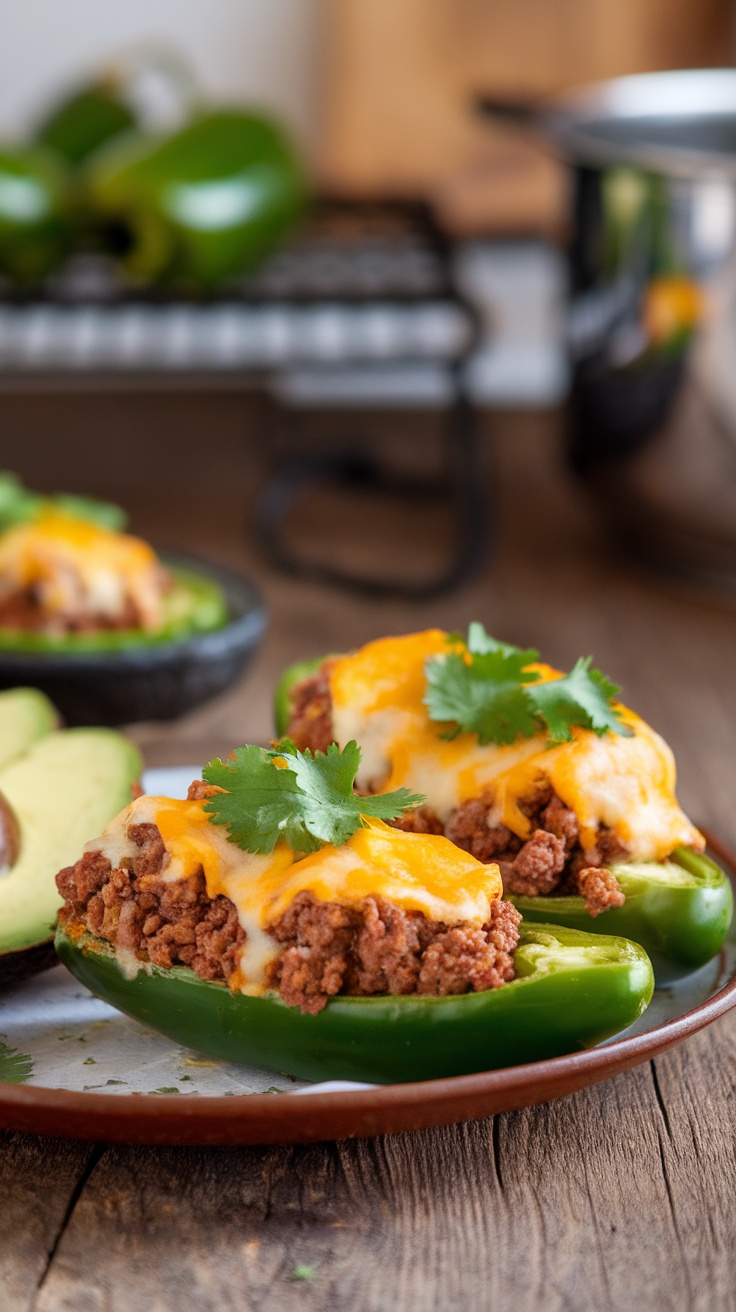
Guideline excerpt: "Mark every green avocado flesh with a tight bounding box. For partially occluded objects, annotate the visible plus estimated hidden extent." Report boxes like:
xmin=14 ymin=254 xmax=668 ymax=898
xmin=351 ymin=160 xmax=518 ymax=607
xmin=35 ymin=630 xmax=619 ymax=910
xmin=0 ymin=687 xmax=57 ymax=770
xmin=0 ymin=729 xmax=141 ymax=956
xmin=56 ymin=923 xmax=654 ymax=1083
xmin=0 ymin=567 xmax=228 ymax=654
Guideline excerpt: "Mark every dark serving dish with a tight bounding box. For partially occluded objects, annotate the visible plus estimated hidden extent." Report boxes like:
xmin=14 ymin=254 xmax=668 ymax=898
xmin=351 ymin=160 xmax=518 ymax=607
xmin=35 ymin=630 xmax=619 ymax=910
xmin=0 ymin=551 xmax=266 ymax=725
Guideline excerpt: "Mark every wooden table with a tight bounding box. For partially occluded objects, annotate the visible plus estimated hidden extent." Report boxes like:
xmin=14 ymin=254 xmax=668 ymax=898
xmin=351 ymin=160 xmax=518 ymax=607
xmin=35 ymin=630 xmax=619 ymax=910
xmin=2 ymin=401 xmax=736 ymax=1310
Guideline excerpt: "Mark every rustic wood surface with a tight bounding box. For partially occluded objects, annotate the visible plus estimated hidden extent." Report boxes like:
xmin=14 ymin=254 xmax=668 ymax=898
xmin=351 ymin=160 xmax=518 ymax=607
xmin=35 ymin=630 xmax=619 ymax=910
xmin=1 ymin=397 xmax=735 ymax=1310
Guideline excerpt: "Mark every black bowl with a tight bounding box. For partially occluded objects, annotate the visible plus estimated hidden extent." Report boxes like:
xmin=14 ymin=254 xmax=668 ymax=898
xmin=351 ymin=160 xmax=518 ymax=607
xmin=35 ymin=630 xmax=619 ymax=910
xmin=0 ymin=552 xmax=267 ymax=726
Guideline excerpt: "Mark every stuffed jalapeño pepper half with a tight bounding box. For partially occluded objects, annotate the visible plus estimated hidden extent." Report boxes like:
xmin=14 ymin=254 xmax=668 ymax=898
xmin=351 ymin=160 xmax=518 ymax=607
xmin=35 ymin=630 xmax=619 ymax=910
xmin=55 ymin=738 xmax=654 ymax=1083
xmin=275 ymin=627 xmax=733 ymax=985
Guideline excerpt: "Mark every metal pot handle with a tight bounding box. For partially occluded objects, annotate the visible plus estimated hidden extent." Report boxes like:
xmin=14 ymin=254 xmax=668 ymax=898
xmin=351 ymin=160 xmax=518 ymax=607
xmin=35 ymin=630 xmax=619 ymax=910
xmin=474 ymin=96 xmax=546 ymax=132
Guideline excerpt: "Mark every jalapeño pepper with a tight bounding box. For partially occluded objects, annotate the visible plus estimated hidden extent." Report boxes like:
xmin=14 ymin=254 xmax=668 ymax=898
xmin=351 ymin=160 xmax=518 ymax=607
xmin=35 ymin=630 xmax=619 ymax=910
xmin=274 ymin=656 xmax=733 ymax=984
xmin=55 ymin=922 xmax=653 ymax=1084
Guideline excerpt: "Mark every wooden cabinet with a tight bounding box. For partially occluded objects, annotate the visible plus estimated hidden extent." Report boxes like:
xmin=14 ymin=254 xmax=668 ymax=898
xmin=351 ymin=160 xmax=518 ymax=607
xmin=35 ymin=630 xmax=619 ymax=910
xmin=317 ymin=0 xmax=733 ymax=233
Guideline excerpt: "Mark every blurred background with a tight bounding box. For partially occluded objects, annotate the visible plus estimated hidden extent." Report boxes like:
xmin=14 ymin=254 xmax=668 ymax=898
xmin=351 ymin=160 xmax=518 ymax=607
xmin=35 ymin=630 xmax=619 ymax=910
xmin=1 ymin=0 xmax=735 ymax=841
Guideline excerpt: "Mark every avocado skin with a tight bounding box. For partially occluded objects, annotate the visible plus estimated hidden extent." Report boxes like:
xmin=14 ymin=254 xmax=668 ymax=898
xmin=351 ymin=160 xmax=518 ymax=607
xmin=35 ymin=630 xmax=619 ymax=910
xmin=0 ymin=939 xmax=58 ymax=987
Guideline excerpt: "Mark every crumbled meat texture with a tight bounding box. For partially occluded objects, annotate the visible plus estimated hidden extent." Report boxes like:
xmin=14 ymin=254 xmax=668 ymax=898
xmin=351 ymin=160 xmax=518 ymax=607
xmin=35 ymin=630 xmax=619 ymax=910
xmin=56 ymin=805 xmax=246 ymax=987
xmin=576 ymin=866 xmax=626 ymax=917
xmin=286 ymin=659 xmax=336 ymax=754
xmin=441 ymin=788 xmax=628 ymax=914
xmin=541 ymin=795 xmax=579 ymax=851
xmin=389 ymin=806 xmax=444 ymax=836
xmin=56 ymin=787 xmax=522 ymax=1015
xmin=0 ymin=587 xmax=142 ymax=634
xmin=595 ymin=828 xmax=630 ymax=866
xmin=443 ymin=793 xmax=521 ymax=862
xmin=267 ymin=893 xmax=521 ymax=1015
xmin=500 ymin=828 xmax=568 ymax=897
xmin=186 ymin=780 xmax=224 ymax=801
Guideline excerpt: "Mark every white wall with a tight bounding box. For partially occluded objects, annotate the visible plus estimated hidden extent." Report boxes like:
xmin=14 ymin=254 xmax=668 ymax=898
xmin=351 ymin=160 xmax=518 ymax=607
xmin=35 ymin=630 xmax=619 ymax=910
xmin=0 ymin=0 xmax=320 ymax=151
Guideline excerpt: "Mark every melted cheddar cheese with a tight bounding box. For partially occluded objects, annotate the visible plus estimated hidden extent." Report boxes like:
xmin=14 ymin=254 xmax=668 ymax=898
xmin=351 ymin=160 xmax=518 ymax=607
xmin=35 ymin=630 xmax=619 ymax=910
xmin=89 ymin=795 xmax=502 ymax=993
xmin=329 ymin=630 xmax=703 ymax=863
xmin=0 ymin=510 xmax=166 ymax=629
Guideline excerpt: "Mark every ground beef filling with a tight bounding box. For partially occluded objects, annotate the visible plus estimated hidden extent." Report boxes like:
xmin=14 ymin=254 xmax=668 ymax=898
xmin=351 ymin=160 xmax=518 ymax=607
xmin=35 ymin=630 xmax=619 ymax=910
xmin=286 ymin=666 xmax=628 ymax=917
xmin=267 ymin=893 xmax=521 ymax=1015
xmin=55 ymin=783 xmax=522 ymax=1016
xmin=287 ymin=659 xmax=337 ymax=755
xmin=56 ymin=821 xmax=246 ymax=985
xmin=0 ymin=587 xmax=146 ymax=634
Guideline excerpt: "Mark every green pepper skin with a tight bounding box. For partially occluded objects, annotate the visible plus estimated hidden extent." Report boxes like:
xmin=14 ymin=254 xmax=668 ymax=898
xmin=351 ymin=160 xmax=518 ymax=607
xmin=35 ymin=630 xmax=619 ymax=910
xmin=511 ymin=849 xmax=733 ymax=985
xmin=85 ymin=110 xmax=307 ymax=289
xmin=0 ymin=146 xmax=71 ymax=284
xmin=0 ymin=567 xmax=227 ymax=655
xmin=35 ymin=85 xmax=136 ymax=167
xmin=56 ymin=922 xmax=653 ymax=1083
xmin=274 ymin=655 xmax=330 ymax=738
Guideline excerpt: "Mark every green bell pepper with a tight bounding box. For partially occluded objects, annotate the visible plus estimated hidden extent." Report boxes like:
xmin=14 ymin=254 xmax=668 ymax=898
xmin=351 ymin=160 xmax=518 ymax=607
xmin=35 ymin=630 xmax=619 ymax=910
xmin=55 ymin=921 xmax=653 ymax=1083
xmin=35 ymin=83 xmax=136 ymax=167
xmin=274 ymin=655 xmax=733 ymax=984
xmin=274 ymin=654 xmax=330 ymax=737
xmin=0 ymin=146 xmax=71 ymax=284
xmin=85 ymin=110 xmax=307 ymax=289
xmin=512 ymin=848 xmax=733 ymax=984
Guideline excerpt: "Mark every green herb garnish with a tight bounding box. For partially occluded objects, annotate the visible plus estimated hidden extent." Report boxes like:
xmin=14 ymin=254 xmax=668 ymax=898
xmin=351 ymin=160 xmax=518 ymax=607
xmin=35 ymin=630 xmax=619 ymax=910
xmin=424 ymin=623 xmax=630 ymax=746
xmin=202 ymin=739 xmax=424 ymax=856
xmin=0 ymin=1039 xmax=34 ymax=1084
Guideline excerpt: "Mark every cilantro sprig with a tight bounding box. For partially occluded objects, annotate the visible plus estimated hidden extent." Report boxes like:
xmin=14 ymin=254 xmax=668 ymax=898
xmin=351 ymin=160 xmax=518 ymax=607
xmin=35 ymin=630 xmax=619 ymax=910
xmin=202 ymin=739 xmax=424 ymax=856
xmin=424 ymin=622 xmax=631 ymax=746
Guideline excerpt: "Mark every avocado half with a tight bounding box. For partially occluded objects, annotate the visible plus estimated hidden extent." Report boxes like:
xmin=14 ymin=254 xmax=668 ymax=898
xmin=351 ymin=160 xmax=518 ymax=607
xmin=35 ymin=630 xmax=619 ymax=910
xmin=0 ymin=728 xmax=141 ymax=985
xmin=0 ymin=566 xmax=227 ymax=655
xmin=0 ymin=686 xmax=58 ymax=769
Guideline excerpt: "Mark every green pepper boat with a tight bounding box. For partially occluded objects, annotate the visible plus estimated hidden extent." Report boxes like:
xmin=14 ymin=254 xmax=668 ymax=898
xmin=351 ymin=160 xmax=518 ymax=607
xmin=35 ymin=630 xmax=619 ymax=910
xmin=56 ymin=922 xmax=654 ymax=1084
xmin=273 ymin=654 xmax=734 ymax=983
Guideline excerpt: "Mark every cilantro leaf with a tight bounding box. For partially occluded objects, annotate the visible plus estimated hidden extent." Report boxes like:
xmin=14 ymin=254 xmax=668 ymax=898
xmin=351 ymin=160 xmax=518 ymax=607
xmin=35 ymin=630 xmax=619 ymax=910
xmin=202 ymin=744 xmax=320 ymax=855
xmin=466 ymin=622 xmax=538 ymax=664
xmin=424 ymin=624 xmax=630 ymax=747
xmin=425 ymin=625 xmax=541 ymax=746
xmin=0 ymin=1039 xmax=34 ymax=1084
xmin=203 ymin=740 xmax=424 ymax=856
xmin=528 ymin=657 xmax=631 ymax=743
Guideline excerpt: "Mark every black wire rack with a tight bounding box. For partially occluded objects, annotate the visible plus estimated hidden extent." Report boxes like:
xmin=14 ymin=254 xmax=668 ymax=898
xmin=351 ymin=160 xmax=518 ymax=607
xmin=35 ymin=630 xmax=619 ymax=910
xmin=0 ymin=201 xmax=489 ymax=597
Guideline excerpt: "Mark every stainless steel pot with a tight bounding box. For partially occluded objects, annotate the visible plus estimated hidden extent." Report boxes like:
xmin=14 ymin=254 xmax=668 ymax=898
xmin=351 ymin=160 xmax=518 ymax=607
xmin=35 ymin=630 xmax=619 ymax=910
xmin=481 ymin=69 xmax=736 ymax=595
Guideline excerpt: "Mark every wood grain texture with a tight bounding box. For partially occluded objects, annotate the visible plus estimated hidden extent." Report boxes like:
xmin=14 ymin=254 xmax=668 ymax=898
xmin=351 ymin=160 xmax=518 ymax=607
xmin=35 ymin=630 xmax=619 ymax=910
xmin=0 ymin=1134 xmax=95 ymax=1312
xmin=1 ymin=398 xmax=735 ymax=1309
xmin=20 ymin=1017 xmax=736 ymax=1311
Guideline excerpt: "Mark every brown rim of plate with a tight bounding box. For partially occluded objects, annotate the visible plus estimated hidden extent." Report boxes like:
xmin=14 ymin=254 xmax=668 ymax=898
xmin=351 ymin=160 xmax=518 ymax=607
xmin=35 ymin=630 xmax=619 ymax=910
xmin=1 ymin=828 xmax=735 ymax=1146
